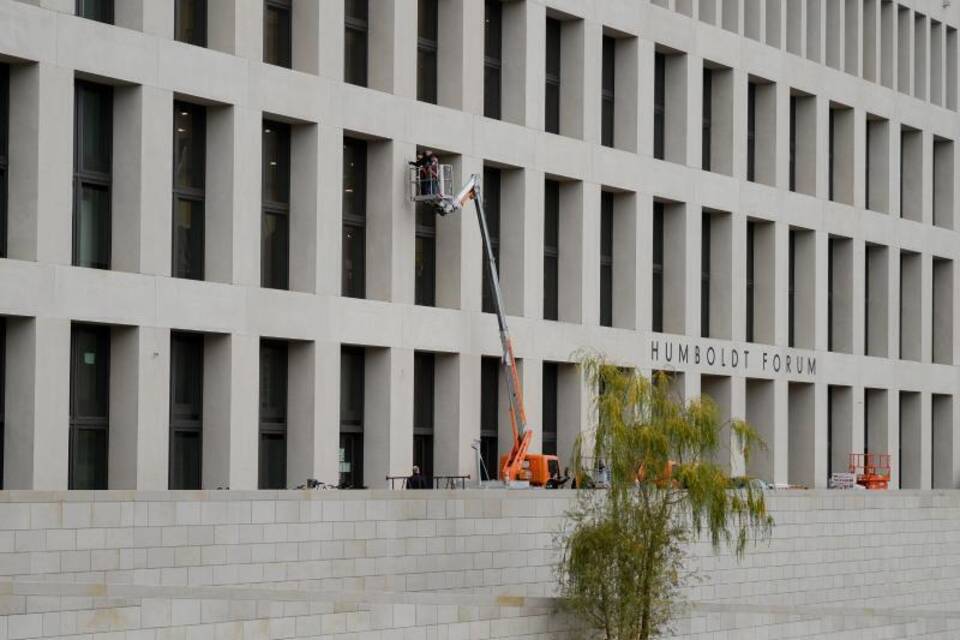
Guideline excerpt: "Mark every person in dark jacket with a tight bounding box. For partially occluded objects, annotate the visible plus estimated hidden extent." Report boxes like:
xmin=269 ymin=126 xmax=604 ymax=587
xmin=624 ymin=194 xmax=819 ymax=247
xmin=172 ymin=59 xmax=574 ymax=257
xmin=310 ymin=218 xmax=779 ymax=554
xmin=406 ymin=465 xmax=429 ymax=489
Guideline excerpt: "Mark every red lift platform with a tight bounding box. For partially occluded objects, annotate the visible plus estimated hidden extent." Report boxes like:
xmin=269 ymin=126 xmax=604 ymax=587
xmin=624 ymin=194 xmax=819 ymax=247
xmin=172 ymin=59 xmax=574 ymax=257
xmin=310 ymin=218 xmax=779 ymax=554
xmin=848 ymin=453 xmax=892 ymax=490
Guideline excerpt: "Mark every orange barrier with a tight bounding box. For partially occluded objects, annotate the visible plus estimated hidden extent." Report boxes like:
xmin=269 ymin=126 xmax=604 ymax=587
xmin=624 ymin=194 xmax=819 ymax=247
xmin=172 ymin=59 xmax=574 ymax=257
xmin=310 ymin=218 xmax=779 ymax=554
xmin=848 ymin=453 xmax=891 ymax=490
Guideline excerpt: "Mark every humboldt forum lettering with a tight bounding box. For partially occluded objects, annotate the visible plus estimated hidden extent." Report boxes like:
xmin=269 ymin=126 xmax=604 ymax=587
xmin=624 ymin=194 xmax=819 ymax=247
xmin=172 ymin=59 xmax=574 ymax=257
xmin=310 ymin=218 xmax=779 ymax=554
xmin=649 ymin=337 xmax=817 ymax=378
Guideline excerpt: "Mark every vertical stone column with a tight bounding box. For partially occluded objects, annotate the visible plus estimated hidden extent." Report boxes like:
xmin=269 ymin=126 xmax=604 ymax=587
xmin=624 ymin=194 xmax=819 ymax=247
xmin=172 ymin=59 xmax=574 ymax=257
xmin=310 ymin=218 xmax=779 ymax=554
xmin=366 ymin=141 xmax=415 ymax=304
xmin=730 ymin=69 xmax=748 ymax=181
xmin=499 ymin=168 xmax=544 ymax=320
xmin=814 ymin=230 xmax=830 ymax=351
xmin=115 ymin=0 xmax=173 ymax=37
xmin=850 ymin=239 xmax=865 ymax=356
xmin=370 ymin=0 xmax=417 ymax=99
xmin=292 ymin=0 xmax=336 ymax=77
xmin=614 ymin=37 xmax=639 ymax=153
xmin=435 ymin=353 xmax=479 ymax=477
xmin=437 ymin=0 xmax=478 ymax=112
xmin=233 ymin=107 xmax=263 ymax=288
xmin=8 ymin=62 xmax=73 ymax=265
xmin=580 ymin=18 xmax=601 ymax=145
xmin=109 ymin=326 xmax=170 ymax=490
xmin=208 ymin=0 xmax=240 ymax=55
xmin=772 ymin=379 xmax=790 ymax=485
xmin=557 ymin=362 xmax=586 ymax=470
xmin=637 ymin=39 xmax=655 ymax=158
xmin=558 ymin=181 xmax=587 ymax=324
xmin=3 ymin=317 xmax=70 ymax=489
xmin=205 ymin=105 xmax=237 ymax=284
xmin=635 ymin=192 xmax=653 ymax=333
xmin=365 ymin=347 xmax=414 ymax=486
xmin=612 ymin=192 xmax=638 ymax=330
xmin=288 ymin=341 xmax=340 ymax=488
xmin=202 ymin=333 xmax=258 ymax=490
xmin=289 ymin=123 xmax=320 ymax=294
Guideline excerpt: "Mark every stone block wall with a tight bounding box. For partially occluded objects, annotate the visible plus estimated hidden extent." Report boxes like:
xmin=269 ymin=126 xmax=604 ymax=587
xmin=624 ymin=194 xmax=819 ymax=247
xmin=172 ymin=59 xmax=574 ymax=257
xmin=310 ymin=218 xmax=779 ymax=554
xmin=1 ymin=489 xmax=960 ymax=639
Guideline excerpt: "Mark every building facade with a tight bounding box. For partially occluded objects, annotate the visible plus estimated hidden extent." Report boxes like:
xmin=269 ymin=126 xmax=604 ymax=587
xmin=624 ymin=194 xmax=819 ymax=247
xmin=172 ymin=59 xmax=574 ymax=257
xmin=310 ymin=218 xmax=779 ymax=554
xmin=0 ymin=0 xmax=958 ymax=492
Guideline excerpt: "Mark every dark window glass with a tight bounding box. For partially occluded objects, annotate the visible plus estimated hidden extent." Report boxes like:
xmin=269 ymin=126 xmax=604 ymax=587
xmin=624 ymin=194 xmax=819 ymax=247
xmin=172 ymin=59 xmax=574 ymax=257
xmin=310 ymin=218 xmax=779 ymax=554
xmin=73 ymin=81 xmax=112 ymax=270
xmin=746 ymin=221 xmax=755 ymax=342
xmin=601 ymin=36 xmax=616 ymax=147
xmin=175 ymin=0 xmax=207 ymax=47
xmin=702 ymin=68 xmax=712 ymax=171
xmin=747 ymin=83 xmax=756 ymax=182
xmin=69 ymin=324 xmax=110 ymax=490
xmin=345 ymin=0 xmax=369 ymax=86
xmin=600 ymin=192 xmax=613 ymax=327
xmin=76 ymin=0 xmax=113 ymax=23
xmin=340 ymin=347 xmax=364 ymax=488
xmin=788 ymin=229 xmax=797 ymax=347
xmin=0 ymin=318 xmax=4 ymax=489
xmin=264 ymin=0 xmax=292 ymax=68
xmin=342 ymin=138 xmax=366 ymax=298
xmin=654 ymin=53 xmax=665 ymax=159
xmin=545 ymin=18 xmax=561 ymax=134
xmin=259 ymin=340 xmax=287 ymax=489
xmin=701 ymin=212 xmax=711 ymax=338
xmin=262 ymin=120 xmax=290 ymax=289
xmin=415 ymin=201 xmax=436 ymax=306
xmin=413 ymin=352 xmax=434 ymax=479
xmin=0 ymin=64 xmax=7 ymax=258
xmin=543 ymin=180 xmax=559 ymax=321
xmin=481 ymin=167 xmax=501 ymax=314
xmin=480 ymin=357 xmax=499 ymax=480
xmin=542 ymin=362 xmax=558 ymax=456
xmin=652 ymin=202 xmax=664 ymax=332
xmin=789 ymin=95 xmax=797 ymax=191
xmin=484 ymin=0 xmax=502 ymax=119
xmin=173 ymin=102 xmax=206 ymax=280
xmin=170 ymin=332 xmax=203 ymax=489
xmin=417 ymin=0 xmax=439 ymax=104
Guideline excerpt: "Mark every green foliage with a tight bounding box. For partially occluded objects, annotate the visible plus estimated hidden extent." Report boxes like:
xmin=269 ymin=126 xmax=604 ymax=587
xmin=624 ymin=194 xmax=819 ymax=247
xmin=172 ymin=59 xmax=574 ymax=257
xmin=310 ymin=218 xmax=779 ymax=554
xmin=558 ymin=355 xmax=774 ymax=640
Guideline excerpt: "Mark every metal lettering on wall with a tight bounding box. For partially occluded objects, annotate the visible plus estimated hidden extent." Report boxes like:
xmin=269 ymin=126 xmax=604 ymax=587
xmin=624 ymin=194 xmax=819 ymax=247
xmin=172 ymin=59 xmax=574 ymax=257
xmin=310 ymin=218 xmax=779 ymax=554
xmin=649 ymin=337 xmax=817 ymax=378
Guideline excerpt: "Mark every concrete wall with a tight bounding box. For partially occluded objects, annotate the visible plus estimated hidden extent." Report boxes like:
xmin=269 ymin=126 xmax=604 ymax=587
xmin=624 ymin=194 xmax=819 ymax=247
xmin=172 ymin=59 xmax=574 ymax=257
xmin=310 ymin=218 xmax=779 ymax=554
xmin=3 ymin=490 xmax=960 ymax=638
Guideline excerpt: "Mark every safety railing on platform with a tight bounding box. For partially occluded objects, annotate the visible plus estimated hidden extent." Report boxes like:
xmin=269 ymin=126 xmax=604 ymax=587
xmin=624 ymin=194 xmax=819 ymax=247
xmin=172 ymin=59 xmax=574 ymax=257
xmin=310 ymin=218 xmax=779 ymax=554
xmin=385 ymin=474 xmax=471 ymax=490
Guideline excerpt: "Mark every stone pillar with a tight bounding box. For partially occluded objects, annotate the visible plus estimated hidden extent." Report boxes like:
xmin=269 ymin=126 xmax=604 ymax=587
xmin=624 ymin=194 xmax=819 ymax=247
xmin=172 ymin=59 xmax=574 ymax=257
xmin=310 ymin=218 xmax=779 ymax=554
xmin=292 ymin=0 xmax=336 ymax=77
xmin=366 ymin=140 xmax=415 ymax=304
xmin=109 ymin=326 xmax=170 ymax=490
xmin=202 ymin=333 xmax=258 ymax=490
xmin=288 ymin=341 xmax=340 ymax=487
xmin=369 ymin=0 xmax=417 ymax=99
xmin=612 ymin=192 xmax=638 ymax=330
xmin=435 ymin=353 xmax=479 ymax=477
xmin=3 ymin=317 xmax=70 ymax=489
xmin=8 ymin=62 xmax=73 ymax=265
xmin=745 ymin=378 xmax=776 ymax=483
xmin=559 ymin=180 xmax=588 ymax=324
xmin=365 ymin=347 xmax=414 ymax=486
xmin=289 ymin=123 xmax=320 ymax=294
xmin=233 ymin=107 xmax=263 ymax=288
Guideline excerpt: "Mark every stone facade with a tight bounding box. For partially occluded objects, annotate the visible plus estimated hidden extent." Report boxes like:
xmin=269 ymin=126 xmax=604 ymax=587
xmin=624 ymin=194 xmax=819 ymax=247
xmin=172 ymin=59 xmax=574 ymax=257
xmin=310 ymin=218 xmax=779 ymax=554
xmin=1 ymin=489 xmax=960 ymax=638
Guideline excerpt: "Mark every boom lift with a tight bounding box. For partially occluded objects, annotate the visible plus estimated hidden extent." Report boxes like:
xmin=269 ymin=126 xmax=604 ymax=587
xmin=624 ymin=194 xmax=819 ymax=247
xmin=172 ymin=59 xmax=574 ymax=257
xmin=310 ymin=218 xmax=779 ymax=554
xmin=411 ymin=165 xmax=559 ymax=486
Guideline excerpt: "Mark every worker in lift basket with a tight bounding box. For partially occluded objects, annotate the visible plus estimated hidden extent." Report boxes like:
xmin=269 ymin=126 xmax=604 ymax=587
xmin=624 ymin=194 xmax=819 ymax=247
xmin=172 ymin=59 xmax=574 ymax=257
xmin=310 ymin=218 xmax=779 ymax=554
xmin=409 ymin=150 xmax=440 ymax=197
xmin=406 ymin=465 xmax=429 ymax=490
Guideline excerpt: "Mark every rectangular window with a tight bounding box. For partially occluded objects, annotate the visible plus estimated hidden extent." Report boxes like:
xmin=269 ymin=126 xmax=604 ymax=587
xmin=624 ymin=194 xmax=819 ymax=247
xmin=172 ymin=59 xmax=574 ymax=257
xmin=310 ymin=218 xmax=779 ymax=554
xmin=481 ymin=167 xmax=501 ymax=314
xmin=543 ymin=180 xmax=560 ymax=321
xmin=340 ymin=347 xmax=364 ymax=489
xmin=701 ymin=212 xmax=711 ymax=338
xmin=69 ymin=324 xmax=110 ymax=490
xmin=652 ymin=202 xmax=664 ymax=332
xmin=542 ymin=362 xmax=558 ymax=456
xmin=484 ymin=0 xmax=503 ymax=119
xmin=262 ymin=120 xmax=290 ymax=289
xmin=789 ymin=95 xmax=797 ymax=191
xmin=0 ymin=64 xmax=7 ymax=258
xmin=345 ymin=0 xmax=369 ymax=86
xmin=600 ymin=192 xmax=613 ymax=327
xmin=702 ymin=68 xmax=712 ymax=171
xmin=601 ymin=35 xmax=615 ymax=147
xmin=415 ymin=201 xmax=436 ymax=306
xmin=545 ymin=17 xmax=562 ymax=134
xmin=746 ymin=221 xmax=755 ymax=342
xmin=788 ymin=229 xmax=797 ymax=347
xmin=169 ymin=333 xmax=203 ymax=489
xmin=0 ymin=318 xmax=4 ymax=489
xmin=747 ymin=82 xmax=757 ymax=181
xmin=342 ymin=138 xmax=366 ymax=298
xmin=413 ymin=352 xmax=434 ymax=480
xmin=175 ymin=0 xmax=207 ymax=47
xmin=76 ymin=0 xmax=113 ymax=23
xmin=480 ymin=357 xmax=499 ymax=481
xmin=172 ymin=101 xmax=205 ymax=280
xmin=654 ymin=53 xmax=665 ymax=159
xmin=258 ymin=340 xmax=287 ymax=489
xmin=263 ymin=0 xmax=292 ymax=68
xmin=73 ymin=81 xmax=113 ymax=270
xmin=417 ymin=0 xmax=439 ymax=104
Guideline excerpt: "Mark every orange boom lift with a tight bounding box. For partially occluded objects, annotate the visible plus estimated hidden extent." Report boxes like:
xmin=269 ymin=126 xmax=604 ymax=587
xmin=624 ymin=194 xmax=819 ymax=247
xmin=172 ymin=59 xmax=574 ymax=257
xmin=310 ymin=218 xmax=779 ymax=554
xmin=412 ymin=168 xmax=558 ymax=486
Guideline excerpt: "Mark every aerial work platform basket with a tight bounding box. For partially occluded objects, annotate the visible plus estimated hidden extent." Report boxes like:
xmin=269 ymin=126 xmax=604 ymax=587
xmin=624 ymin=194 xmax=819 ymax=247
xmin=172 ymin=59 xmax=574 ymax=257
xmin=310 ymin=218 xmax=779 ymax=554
xmin=848 ymin=453 xmax=891 ymax=490
xmin=409 ymin=163 xmax=454 ymax=203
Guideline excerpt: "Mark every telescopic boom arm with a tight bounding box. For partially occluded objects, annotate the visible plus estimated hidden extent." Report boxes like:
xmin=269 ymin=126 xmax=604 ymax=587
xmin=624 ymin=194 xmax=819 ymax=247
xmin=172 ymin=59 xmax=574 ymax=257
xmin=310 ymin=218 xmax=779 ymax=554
xmin=439 ymin=174 xmax=532 ymax=483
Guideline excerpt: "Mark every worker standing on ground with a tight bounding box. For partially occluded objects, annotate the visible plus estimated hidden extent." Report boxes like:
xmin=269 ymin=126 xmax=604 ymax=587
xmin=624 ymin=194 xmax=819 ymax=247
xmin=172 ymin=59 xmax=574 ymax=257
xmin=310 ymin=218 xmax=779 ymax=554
xmin=406 ymin=465 xmax=429 ymax=489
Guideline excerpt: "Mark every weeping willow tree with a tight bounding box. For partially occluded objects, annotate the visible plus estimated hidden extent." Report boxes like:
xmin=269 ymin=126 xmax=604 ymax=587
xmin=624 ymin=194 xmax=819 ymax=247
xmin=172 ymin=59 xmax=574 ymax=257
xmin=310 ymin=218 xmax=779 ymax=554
xmin=557 ymin=355 xmax=774 ymax=640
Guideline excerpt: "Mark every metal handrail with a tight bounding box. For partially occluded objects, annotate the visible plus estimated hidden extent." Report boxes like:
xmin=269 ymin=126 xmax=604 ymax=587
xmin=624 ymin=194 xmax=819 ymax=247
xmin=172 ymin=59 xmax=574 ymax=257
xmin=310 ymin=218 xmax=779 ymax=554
xmin=385 ymin=474 xmax=471 ymax=490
